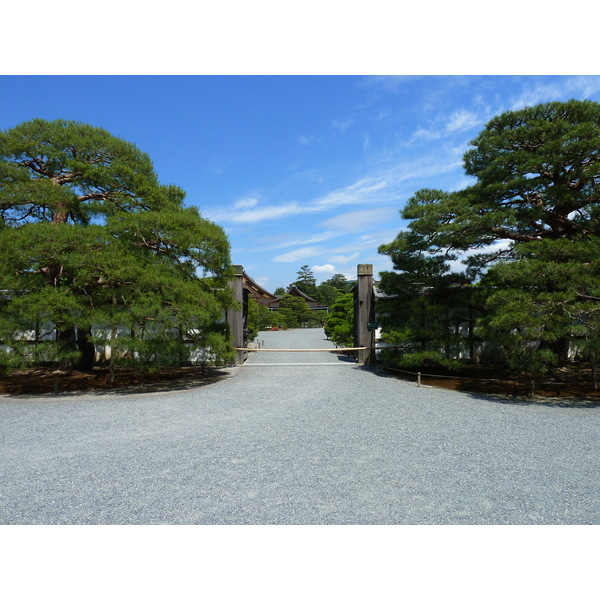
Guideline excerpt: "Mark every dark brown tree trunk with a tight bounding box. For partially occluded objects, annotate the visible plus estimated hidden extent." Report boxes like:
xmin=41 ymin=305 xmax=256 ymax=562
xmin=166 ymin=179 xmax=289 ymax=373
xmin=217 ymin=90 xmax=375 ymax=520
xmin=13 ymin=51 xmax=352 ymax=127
xmin=56 ymin=326 xmax=76 ymax=371
xmin=76 ymin=326 xmax=96 ymax=371
xmin=538 ymin=337 xmax=570 ymax=366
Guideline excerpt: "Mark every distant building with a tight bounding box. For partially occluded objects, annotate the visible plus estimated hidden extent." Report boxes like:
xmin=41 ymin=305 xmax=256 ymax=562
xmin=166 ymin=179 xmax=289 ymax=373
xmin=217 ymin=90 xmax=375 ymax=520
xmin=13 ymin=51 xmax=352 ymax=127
xmin=241 ymin=272 xmax=278 ymax=308
xmin=242 ymin=273 xmax=328 ymax=312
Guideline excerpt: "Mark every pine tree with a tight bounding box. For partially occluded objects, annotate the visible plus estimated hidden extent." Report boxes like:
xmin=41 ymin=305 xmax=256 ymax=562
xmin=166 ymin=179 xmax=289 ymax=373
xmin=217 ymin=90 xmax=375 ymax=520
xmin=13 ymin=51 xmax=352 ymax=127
xmin=0 ymin=119 xmax=235 ymax=372
xmin=379 ymin=100 xmax=600 ymax=377
xmin=324 ymin=293 xmax=355 ymax=347
xmin=277 ymin=294 xmax=312 ymax=328
xmin=290 ymin=265 xmax=317 ymax=297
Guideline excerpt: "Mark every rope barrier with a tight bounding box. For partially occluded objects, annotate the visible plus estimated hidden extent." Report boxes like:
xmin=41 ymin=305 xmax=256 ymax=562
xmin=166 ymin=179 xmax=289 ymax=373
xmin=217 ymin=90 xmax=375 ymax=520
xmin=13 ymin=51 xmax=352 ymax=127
xmin=382 ymin=365 xmax=540 ymax=397
xmin=382 ymin=364 xmax=508 ymax=382
xmin=238 ymin=349 xmax=573 ymax=398
xmin=236 ymin=347 xmax=367 ymax=352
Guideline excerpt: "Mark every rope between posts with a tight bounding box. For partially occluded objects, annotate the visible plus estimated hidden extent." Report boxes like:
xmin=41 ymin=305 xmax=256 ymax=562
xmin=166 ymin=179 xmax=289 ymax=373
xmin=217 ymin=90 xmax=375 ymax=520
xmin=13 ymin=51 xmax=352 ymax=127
xmin=382 ymin=365 xmax=537 ymax=395
xmin=382 ymin=365 xmax=480 ymax=380
xmin=235 ymin=347 xmax=367 ymax=352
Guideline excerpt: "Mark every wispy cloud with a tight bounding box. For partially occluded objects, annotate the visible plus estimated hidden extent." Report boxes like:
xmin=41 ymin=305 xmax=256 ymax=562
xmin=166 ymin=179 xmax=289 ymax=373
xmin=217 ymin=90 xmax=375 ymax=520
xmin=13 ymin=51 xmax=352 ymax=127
xmin=233 ymin=196 xmax=259 ymax=209
xmin=319 ymin=207 xmax=398 ymax=233
xmin=372 ymin=109 xmax=391 ymax=121
xmin=273 ymin=246 xmax=322 ymax=263
xmin=509 ymin=76 xmax=600 ymax=110
xmin=330 ymin=231 xmax=402 ymax=255
xmin=328 ymin=252 xmax=359 ymax=264
xmin=255 ymin=230 xmax=339 ymax=251
xmin=356 ymin=75 xmax=419 ymax=92
xmin=298 ymin=134 xmax=325 ymax=146
xmin=331 ymin=118 xmax=353 ymax=132
xmin=446 ymin=109 xmax=481 ymax=133
xmin=207 ymin=158 xmax=232 ymax=174
xmin=206 ymin=176 xmax=394 ymax=226
xmin=412 ymin=108 xmax=484 ymax=142
xmin=207 ymin=149 xmax=465 ymax=227
xmin=255 ymin=275 xmax=270 ymax=288
xmin=313 ymin=175 xmax=397 ymax=210
xmin=206 ymin=201 xmax=302 ymax=225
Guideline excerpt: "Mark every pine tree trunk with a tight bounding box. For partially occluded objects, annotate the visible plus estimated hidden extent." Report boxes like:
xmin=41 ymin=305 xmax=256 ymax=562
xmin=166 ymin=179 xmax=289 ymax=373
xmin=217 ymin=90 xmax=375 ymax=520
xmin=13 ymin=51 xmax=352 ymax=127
xmin=56 ymin=326 xmax=76 ymax=371
xmin=468 ymin=305 xmax=475 ymax=363
xmin=538 ymin=336 xmax=570 ymax=366
xmin=109 ymin=306 xmax=117 ymax=383
xmin=76 ymin=326 xmax=96 ymax=371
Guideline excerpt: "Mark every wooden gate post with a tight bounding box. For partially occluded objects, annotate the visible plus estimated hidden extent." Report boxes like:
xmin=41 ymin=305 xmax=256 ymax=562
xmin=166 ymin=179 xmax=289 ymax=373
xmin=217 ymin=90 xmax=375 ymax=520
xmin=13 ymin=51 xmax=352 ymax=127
xmin=355 ymin=263 xmax=374 ymax=365
xmin=227 ymin=265 xmax=245 ymax=364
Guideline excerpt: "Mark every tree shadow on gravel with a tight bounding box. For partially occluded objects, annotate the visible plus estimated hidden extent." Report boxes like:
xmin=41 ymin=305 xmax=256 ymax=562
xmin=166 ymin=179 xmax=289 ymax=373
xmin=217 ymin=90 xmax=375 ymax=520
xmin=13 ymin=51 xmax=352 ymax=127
xmin=368 ymin=364 xmax=600 ymax=409
xmin=460 ymin=389 xmax=600 ymax=409
xmin=0 ymin=366 xmax=235 ymax=399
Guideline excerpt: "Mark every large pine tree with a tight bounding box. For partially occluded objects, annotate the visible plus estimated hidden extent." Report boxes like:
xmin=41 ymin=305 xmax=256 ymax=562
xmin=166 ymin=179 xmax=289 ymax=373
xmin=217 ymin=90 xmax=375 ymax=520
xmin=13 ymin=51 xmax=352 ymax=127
xmin=379 ymin=100 xmax=600 ymax=375
xmin=0 ymin=119 xmax=235 ymax=371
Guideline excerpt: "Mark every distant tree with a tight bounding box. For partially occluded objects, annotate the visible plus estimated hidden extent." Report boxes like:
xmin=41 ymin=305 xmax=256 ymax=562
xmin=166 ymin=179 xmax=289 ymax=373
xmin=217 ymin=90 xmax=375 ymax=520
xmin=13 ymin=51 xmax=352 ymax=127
xmin=324 ymin=293 xmax=355 ymax=347
xmin=304 ymin=309 xmax=327 ymax=328
xmin=255 ymin=301 xmax=275 ymax=330
xmin=290 ymin=265 xmax=318 ymax=298
xmin=0 ymin=118 xmax=235 ymax=373
xmin=277 ymin=294 xmax=312 ymax=328
xmin=246 ymin=299 xmax=260 ymax=341
xmin=273 ymin=286 xmax=285 ymax=296
xmin=313 ymin=282 xmax=339 ymax=306
xmin=325 ymin=273 xmax=352 ymax=291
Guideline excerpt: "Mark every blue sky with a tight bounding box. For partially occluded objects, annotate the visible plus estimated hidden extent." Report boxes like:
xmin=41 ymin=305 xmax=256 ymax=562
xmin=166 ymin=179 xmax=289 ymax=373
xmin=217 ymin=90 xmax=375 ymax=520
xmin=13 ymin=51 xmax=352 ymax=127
xmin=2 ymin=75 xmax=600 ymax=292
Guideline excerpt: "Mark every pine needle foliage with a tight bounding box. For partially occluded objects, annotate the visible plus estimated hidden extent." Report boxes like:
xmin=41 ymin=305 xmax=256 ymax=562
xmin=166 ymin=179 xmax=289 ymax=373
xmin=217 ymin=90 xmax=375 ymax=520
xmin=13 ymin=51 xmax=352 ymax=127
xmin=379 ymin=100 xmax=600 ymax=380
xmin=0 ymin=119 xmax=235 ymax=372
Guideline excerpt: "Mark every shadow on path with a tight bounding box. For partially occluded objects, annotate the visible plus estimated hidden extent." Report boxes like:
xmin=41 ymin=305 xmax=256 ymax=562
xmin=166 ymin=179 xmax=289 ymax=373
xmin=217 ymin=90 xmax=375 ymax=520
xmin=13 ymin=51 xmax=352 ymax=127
xmin=365 ymin=363 xmax=600 ymax=409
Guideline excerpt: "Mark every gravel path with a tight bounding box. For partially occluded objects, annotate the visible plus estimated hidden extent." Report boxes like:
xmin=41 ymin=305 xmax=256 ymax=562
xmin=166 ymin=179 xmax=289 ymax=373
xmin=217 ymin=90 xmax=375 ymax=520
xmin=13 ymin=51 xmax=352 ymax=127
xmin=1 ymin=328 xmax=599 ymax=524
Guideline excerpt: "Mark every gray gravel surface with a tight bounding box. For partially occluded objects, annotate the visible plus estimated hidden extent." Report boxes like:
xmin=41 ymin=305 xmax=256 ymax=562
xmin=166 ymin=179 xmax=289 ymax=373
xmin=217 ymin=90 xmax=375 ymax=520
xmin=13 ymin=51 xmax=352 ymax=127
xmin=1 ymin=328 xmax=599 ymax=524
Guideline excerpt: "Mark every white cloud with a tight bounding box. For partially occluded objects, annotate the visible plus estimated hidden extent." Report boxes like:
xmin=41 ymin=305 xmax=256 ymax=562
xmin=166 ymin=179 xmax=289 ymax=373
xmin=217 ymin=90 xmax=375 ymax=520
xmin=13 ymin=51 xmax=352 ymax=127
xmin=373 ymin=109 xmax=391 ymax=121
xmin=411 ymin=109 xmax=484 ymax=143
xmin=298 ymin=134 xmax=325 ymax=145
xmin=328 ymin=230 xmax=400 ymax=259
xmin=207 ymin=158 xmax=232 ymax=174
xmin=446 ymin=109 xmax=480 ymax=133
xmin=314 ymin=176 xmax=392 ymax=210
xmin=257 ymin=230 xmax=339 ymax=251
xmin=509 ymin=82 xmax=563 ymax=110
xmin=208 ymin=202 xmax=302 ymax=225
xmin=233 ymin=196 xmax=259 ymax=209
xmin=319 ymin=207 xmax=399 ymax=233
xmin=338 ymin=269 xmax=358 ymax=281
xmin=255 ymin=276 xmax=270 ymax=288
xmin=412 ymin=126 xmax=442 ymax=142
xmin=312 ymin=264 xmax=336 ymax=275
xmin=357 ymin=75 xmax=418 ymax=93
xmin=509 ymin=76 xmax=600 ymax=111
xmin=273 ymin=246 xmax=322 ymax=263
xmin=331 ymin=118 xmax=353 ymax=132
xmin=328 ymin=252 xmax=359 ymax=264
xmin=207 ymin=175 xmax=397 ymax=226
xmin=207 ymin=150 xmax=465 ymax=228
